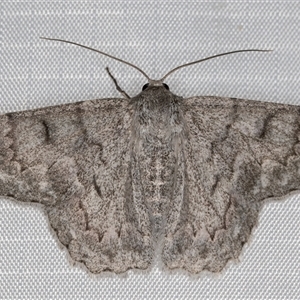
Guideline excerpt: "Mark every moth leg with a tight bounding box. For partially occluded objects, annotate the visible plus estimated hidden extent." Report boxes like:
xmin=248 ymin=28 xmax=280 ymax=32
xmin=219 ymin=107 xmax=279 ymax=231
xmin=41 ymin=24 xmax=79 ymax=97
xmin=105 ymin=67 xmax=131 ymax=99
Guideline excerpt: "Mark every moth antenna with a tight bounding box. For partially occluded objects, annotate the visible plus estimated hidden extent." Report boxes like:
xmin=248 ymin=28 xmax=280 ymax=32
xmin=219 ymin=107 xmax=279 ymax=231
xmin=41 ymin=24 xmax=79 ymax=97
xmin=160 ymin=49 xmax=272 ymax=82
xmin=40 ymin=37 xmax=151 ymax=82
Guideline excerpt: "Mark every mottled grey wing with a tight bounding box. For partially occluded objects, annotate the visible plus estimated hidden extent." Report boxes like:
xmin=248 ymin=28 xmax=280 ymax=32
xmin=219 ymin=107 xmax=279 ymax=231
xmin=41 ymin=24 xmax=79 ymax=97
xmin=162 ymin=96 xmax=300 ymax=274
xmin=0 ymin=99 xmax=153 ymax=274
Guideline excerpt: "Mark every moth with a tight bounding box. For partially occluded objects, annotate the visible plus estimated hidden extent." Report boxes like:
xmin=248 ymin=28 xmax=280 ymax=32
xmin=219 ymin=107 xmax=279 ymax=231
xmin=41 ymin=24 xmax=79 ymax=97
xmin=1 ymin=38 xmax=299 ymax=274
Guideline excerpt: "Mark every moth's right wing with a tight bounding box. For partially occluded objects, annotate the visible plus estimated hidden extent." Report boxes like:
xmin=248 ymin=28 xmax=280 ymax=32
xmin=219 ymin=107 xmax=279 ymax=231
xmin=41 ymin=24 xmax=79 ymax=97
xmin=0 ymin=99 xmax=153 ymax=274
xmin=162 ymin=96 xmax=300 ymax=274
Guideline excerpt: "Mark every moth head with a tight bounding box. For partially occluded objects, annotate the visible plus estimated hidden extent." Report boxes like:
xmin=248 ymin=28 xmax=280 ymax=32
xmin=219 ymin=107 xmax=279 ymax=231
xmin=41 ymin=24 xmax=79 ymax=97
xmin=142 ymin=82 xmax=169 ymax=91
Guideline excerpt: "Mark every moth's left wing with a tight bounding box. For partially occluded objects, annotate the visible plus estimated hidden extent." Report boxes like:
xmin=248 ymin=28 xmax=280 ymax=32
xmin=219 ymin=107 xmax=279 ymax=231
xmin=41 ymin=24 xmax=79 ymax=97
xmin=0 ymin=99 xmax=153 ymax=274
xmin=162 ymin=96 xmax=300 ymax=273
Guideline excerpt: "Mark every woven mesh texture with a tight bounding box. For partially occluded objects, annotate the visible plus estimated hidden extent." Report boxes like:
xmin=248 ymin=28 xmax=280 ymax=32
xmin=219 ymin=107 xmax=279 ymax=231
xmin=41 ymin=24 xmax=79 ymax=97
xmin=0 ymin=1 xmax=299 ymax=299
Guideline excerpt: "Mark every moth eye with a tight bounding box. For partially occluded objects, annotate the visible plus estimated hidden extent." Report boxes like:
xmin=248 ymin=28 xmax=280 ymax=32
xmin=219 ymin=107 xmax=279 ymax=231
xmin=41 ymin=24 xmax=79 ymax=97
xmin=163 ymin=83 xmax=169 ymax=90
xmin=142 ymin=83 xmax=149 ymax=91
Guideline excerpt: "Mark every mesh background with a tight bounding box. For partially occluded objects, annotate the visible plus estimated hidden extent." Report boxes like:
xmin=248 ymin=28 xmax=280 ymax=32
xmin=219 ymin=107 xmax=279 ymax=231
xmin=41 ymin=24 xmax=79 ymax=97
xmin=0 ymin=1 xmax=299 ymax=299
